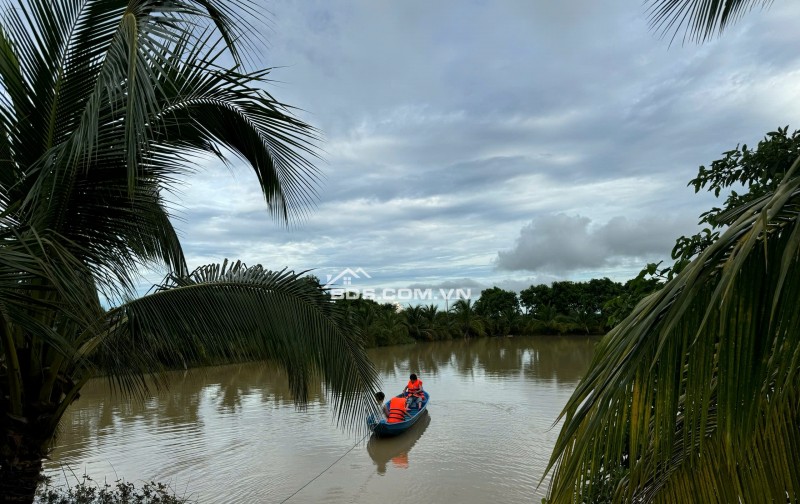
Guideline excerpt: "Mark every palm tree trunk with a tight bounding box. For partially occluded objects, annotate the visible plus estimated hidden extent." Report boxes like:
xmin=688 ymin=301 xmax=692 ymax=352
xmin=0 ymin=435 xmax=46 ymax=503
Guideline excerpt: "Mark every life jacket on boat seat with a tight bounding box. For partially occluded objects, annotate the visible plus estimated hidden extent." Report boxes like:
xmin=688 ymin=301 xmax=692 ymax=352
xmin=387 ymin=397 xmax=408 ymax=423
xmin=406 ymin=379 xmax=423 ymax=398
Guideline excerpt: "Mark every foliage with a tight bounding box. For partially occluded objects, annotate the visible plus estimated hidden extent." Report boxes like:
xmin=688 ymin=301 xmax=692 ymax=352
xmin=474 ymin=287 xmax=520 ymax=336
xmin=545 ymin=133 xmax=800 ymax=502
xmin=668 ymin=127 xmax=800 ymax=277
xmin=36 ymin=476 xmax=194 ymax=504
xmin=474 ymin=287 xmax=519 ymax=319
xmin=0 ymin=2 xmax=378 ymax=501
xmin=450 ymin=298 xmax=486 ymax=338
xmin=343 ymin=276 xmax=655 ymax=346
xmin=646 ymin=0 xmax=775 ymax=43
xmin=519 ymin=284 xmax=552 ymax=315
xmin=521 ymin=279 xmax=634 ymax=334
xmin=602 ymin=267 xmax=664 ymax=328
xmin=337 ymin=296 xmax=414 ymax=347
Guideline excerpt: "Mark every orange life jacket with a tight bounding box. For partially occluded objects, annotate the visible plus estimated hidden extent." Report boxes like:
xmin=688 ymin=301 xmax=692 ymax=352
xmin=406 ymin=379 xmax=423 ymax=397
xmin=387 ymin=397 xmax=407 ymax=423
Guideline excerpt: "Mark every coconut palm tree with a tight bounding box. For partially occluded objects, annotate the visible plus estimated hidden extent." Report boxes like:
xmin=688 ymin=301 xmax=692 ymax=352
xmin=545 ymin=157 xmax=800 ymax=501
xmin=450 ymin=299 xmax=485 ymax=339
xmin=0 ymin=2 xmax=378 ymax=501
xmin=420 ymin=303 xmax=444 ymax=340
xmin=376 ymin=306 xmax=410 ymax=346
xmin=402 ymin=305 xmax=426 ymax=341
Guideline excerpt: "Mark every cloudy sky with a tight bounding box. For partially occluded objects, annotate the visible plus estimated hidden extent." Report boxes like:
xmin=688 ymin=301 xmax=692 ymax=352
xmin=166 ymin=1 xmax=800 ymax=302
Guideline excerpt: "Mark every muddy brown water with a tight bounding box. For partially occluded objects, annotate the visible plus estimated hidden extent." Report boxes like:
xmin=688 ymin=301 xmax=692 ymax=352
xmin=44 ymin=335 xmax=599 ymax=503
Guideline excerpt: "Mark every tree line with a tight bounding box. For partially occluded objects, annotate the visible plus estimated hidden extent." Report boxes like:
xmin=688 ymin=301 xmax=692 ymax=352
xmin=330 ymin=274 xmax=662 ymax=348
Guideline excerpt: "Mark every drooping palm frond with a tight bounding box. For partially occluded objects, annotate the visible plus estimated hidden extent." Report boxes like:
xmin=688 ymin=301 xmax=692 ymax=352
xmin=75 ymin=261 xmax=379 ymax=429
xmin=0 ymin=0 xmax=318 ymax=298
xmin=545 ymin=157 xmax=800 ymax=503
xmin=646 ymin=0 xmax=775 ymax=43
xmin=149 ymin=28 xmax=322 ymax=222
xmin=0 ymin=224 xmax=104 ymax=342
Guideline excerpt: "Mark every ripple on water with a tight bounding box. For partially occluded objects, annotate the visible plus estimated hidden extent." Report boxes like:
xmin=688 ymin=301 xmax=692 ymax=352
xmin=44 ymin=336 xmax=599 ymax=504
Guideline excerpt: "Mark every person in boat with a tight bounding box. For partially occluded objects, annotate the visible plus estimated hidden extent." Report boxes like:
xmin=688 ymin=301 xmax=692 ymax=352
xmin=386 ymin=393 xmax=409 ymax=423
xmin=403 ymin=373 xmax=424 ymax=410
xmin=375 ymin=391 xmax=388 ymax=421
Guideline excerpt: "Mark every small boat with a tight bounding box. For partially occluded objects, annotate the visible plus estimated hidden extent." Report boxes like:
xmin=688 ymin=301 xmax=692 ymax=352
xmin=367 ymin=391 xmax=430 ymax=437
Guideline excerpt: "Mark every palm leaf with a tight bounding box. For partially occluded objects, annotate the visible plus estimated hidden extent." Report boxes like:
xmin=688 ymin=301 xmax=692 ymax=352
xmin=2 ymin=0 xmax=318 ymax=296
xmin=646 ymin=0 xmax=774 ymax=43
xmin=77 ymin=261 xmax=379 ymax=429
xmin=545 ymin=157 xmax=800 ymax=502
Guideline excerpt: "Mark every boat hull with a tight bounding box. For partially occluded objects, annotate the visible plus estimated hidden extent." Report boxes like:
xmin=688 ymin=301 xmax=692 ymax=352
xmin=367 ymin=391 xmax=429 ymax=437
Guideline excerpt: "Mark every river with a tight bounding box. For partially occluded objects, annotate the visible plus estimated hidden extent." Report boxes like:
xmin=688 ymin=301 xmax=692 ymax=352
xmin=43 ymin=335 xmax=599 ymax=503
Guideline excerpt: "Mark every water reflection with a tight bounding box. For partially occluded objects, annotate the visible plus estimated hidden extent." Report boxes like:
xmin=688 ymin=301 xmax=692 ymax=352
xmin=368 ymin=335 xmax=597 ymax=384
xmin=52 ymin=363 xmax=325 ymax=455
xmin=367 ymin=412 xmax=431 ymax=475
xmin=47 ymin=335 xmax=599 ymax=504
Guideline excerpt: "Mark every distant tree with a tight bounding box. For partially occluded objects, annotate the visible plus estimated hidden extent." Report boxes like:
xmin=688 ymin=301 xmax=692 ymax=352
xmin=474 ymin=287 xmax=519 ymax=336
xmin=450 ymin=299 xmax=485 ymax=339
xmin=338 ymin=297 xmax=412 ymax=347
xmin=583 ymin=278 xmax=624 ymax=317
xmin=474 ymin=287 xmax=520 ymax=318
xmin=520 ymin=284 xmax=552 ymax=316
xmin=549 ymin=281 xmax=583 ymax=315
xmin=526 ymin=304 xmax=570 ymax=335
xmin=420 ymin=304 xmax=446 ymax=340
xmin=499 ymin=306 xmax=522 ymax=336
xmin=403 ymin=305 xmax=428 ymax=341
xmin=427 ymin=304 xmax=458 ymax=340
xmin=521 ymin=279 xmax=624 ymax=334
xmin=376 ymin=305 xmax=411 ymax=346
xmin=603 ymin=267 xmax=664 ymax=327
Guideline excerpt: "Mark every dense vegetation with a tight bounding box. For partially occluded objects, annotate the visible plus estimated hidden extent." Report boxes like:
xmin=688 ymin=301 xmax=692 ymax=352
xmin=546 ymin=126 xmax=800 ymax=503
xmin=331 ymin=274 xmax=662 ymax=348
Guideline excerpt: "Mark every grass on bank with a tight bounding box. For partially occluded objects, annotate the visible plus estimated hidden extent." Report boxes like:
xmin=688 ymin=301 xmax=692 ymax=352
xmin=35 ymin=475 xmax=195 ymax=504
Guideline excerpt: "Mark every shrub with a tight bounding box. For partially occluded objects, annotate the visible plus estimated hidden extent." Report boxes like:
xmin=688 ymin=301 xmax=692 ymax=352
xmin=36 ymin=475 xmax=196 ymax=504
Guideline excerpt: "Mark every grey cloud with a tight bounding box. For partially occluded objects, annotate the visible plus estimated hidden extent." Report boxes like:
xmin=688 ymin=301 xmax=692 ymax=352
xmin=167 ymin=1 xmax=800 ymax=291
xmin=406 ymin=278 xmax=486 ymax=291
xmin=496 ymin=214 xmax=697 ymax=273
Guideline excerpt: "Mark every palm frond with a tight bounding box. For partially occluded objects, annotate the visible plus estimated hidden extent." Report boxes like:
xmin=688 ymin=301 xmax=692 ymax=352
xmin=1 ymin=0 xmax=316 ymax=294
xmin=546 ymin=157 xmax=800 ymax=502
xmin=80 ymin=261 xmax=379 ymax=429
xmin=0 ymin=223 xmax=108 ymax=360
xmin=646 ymin=0 xmax=774 ymax=43
xmin=150 ymin=29 xmax=321 ymax=222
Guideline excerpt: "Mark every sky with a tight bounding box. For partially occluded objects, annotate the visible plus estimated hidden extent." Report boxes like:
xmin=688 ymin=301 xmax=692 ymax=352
xmin=164 ymin=1 xmax=800 ymax=304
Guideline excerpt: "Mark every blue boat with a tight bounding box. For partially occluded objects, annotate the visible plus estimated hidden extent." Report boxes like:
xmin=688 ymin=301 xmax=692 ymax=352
xmin=367 ymin=391 xmax=430 ymax=437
